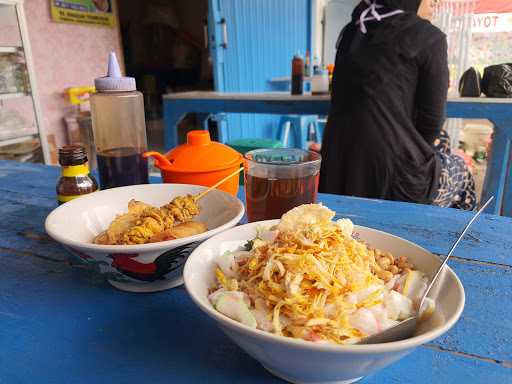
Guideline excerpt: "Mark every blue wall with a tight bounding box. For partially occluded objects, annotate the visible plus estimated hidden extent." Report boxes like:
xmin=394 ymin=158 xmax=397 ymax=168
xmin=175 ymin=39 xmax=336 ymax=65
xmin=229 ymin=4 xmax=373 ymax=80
xmin=209 ymin=0 xmax=312 ymax=142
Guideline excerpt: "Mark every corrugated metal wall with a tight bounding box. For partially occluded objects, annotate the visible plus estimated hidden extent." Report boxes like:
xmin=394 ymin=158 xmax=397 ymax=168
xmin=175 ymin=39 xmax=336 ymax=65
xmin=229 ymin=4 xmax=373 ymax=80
xmin=210 ymin=0 xmax=311 ymax=142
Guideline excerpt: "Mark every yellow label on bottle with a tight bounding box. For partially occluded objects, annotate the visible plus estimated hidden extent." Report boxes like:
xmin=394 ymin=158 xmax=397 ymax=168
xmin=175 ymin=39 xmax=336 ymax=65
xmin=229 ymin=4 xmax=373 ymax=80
xmin=57 ymin=194 xmax=85 ymax=203
xmin=62 ymin=163 xmax=90 ymax=177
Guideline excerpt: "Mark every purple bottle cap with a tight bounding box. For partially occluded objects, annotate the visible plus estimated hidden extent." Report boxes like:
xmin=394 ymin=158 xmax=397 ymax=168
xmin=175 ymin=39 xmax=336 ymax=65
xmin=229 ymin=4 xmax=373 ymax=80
xmin=94 ymin=52 xmax=136 ymax=92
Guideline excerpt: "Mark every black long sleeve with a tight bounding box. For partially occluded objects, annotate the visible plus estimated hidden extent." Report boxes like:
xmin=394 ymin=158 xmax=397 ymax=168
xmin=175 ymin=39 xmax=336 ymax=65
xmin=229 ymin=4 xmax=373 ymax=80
xmin=321 ymin=14 xmax=445 ymax=203
xmin=415 ymin=36 xmax=449 ymax=145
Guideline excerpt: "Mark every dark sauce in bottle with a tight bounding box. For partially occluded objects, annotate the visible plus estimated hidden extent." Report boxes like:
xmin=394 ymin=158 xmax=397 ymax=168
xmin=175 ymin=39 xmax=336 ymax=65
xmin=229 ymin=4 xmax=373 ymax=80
xmin=96 ymin=147 xmax=149 ymax=189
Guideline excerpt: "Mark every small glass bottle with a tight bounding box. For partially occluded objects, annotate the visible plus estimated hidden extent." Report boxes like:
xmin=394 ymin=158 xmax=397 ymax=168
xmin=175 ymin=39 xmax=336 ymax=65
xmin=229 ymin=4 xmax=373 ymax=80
xmin=91 ymin=52 xmax=149 ymax=189
xmin=56 ymin=145 xmax=98 ymax=205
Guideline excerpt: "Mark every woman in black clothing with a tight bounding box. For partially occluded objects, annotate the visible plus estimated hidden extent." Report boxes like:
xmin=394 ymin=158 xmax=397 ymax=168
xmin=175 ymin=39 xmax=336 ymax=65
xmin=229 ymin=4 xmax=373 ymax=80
xmin=319 ymin=0 xmax=476 ymax=210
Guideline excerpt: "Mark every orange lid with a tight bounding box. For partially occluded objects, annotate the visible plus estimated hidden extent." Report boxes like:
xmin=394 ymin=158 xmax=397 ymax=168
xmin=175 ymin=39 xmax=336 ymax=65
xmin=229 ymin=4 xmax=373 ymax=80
xmin=159 ymin=130 xmax=242 ymax=173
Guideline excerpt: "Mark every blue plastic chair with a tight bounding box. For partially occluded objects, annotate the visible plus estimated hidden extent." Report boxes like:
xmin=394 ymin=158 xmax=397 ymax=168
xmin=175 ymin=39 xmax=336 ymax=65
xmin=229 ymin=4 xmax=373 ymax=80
xmin=198 ymin=113 xmax=228 ymax=143
xmin=278 ymin=115 xmax=321 ymax=149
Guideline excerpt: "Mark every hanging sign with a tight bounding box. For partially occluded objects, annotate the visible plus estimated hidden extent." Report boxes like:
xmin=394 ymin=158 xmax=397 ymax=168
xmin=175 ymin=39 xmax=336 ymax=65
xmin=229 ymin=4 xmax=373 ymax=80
xmin=50 ymin=0 xmax=115 ymax=27
xmin=472 ymin=13 xmax=512 ymax=33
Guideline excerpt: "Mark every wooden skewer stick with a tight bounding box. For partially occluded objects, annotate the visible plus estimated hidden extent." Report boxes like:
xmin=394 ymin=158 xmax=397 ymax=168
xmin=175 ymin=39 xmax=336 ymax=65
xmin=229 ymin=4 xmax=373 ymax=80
xmin=195 ymin=167 xmax=244 ymax=201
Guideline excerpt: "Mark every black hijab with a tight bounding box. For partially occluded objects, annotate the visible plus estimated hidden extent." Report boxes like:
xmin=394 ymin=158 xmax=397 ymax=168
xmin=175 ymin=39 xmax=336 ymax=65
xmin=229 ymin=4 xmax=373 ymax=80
xmin=337 ymin=0 xmax=437 ymax=59
xmin=351 ymin=0 xmax=422 ymax=20
xmin=374 ymin=0 xmax=422 ymax=12
xmin=332 ymin=0 xmax=444 ymax=101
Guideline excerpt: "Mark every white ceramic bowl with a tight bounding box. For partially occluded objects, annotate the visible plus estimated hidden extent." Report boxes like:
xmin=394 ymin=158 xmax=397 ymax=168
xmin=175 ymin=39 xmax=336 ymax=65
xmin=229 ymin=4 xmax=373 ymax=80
xmin=45 ymin=184 xmax=244 ymax=292
xmin=184 ymin=220 xmax=465 ymax=384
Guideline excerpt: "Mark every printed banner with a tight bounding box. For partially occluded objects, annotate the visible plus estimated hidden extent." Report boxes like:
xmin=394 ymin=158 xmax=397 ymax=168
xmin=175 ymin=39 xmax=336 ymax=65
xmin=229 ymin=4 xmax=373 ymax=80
xmin=51 ymin=0 xmax=115 ymax=27
xmin=473 ymin=13 xmax=512 ymax=33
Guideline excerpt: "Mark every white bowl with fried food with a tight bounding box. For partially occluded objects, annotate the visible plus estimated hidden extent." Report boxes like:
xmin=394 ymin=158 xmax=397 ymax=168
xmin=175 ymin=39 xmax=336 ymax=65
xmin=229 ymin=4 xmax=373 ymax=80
xmin=45 ymin=183 xmax=245 ymax=292
xmin=183 ymin=218 xmax=465 ymax=384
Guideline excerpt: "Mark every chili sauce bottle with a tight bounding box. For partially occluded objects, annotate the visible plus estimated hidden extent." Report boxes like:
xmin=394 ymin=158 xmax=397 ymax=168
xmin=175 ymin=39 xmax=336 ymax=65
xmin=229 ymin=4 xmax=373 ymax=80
xmin=91 ymin=52 xmax=149 ymax=189
xmin=291 ymin=53 xmax=304 ymax=95
xmin=56 ymin=145 xmax=98 ymax=205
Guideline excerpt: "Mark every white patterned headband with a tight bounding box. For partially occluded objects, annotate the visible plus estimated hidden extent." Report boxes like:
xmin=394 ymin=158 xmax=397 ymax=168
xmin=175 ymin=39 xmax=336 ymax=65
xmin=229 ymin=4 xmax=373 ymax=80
xmin=356 ymin=0 xmax=404 ymax=34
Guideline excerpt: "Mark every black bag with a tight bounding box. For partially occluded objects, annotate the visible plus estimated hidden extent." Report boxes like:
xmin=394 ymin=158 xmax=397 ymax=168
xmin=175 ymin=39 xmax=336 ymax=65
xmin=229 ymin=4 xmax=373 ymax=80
xmin=459 ymin=67 xmax=481 ymax=97
xmin=481 ymin=64 xmax=512 ymax=98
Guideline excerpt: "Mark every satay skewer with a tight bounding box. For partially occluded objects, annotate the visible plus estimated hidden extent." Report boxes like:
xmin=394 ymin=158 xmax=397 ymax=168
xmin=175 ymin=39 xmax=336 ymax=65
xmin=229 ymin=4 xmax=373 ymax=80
xmin=125 ymin=167 xmax=243 ymax=244
xmin=195 ymin=167 xmax=244 ymax=201
xmin=95 ymin=167 xmax=244 ymax=245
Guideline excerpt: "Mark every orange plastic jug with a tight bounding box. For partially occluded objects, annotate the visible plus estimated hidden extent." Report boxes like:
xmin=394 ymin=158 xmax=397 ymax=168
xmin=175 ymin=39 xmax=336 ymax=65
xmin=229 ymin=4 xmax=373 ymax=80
xmin=144 ymin=131 xmax=243 ymax=196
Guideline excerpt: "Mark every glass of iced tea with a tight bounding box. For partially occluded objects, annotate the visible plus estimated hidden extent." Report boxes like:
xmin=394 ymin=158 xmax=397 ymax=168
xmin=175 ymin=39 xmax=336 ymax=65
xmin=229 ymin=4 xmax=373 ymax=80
xmin=244 ymin=148 xmax=322 ymax=222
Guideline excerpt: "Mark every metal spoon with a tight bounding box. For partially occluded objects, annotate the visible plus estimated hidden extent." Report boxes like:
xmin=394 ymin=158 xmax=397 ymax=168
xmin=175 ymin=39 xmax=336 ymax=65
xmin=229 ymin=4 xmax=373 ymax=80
xmin=358 ymin=196 xmax=494 ymax=345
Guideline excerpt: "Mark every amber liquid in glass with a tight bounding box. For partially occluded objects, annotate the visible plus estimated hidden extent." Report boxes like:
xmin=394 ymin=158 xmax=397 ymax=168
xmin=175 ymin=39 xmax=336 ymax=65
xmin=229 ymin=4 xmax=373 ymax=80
xmin=245 ymin=173 xmax=319 ymax=222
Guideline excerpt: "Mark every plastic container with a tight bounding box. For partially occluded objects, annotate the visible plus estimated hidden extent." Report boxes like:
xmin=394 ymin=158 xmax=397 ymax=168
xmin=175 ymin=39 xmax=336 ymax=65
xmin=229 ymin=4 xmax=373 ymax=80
xmin=64 ymin=86 xmax=97 ymax=170
xmin=463 ymin=122 xmax=493 ymax=153
xmin=227 ymin=138 xmax=282 ymax=154
xmin=227 ymin=138 xmax=282 ymax=185
xmin=305 ymin=50 xmax=311 ymax=77
xmin=145 ymin=130 xmax=243 ymax=196
xmin=90 ymin=52 xmax=148 ymax=189
xmin=311 ymin=68 xmax=329 ymax=95
xmin=312 ymin=56 xmax=321 ymax=74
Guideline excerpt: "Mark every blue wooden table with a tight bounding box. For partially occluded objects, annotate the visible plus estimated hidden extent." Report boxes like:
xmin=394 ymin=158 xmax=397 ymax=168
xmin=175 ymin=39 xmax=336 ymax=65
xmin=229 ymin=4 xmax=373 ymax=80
xmin=163 ymin=92 xmax=512 ymax=217
xmin=1 ymin=160 xmax=511 ymax=384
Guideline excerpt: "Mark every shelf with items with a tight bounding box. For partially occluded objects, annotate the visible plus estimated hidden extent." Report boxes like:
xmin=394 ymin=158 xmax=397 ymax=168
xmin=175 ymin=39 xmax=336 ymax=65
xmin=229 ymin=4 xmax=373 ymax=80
xmin=0 ymin=46 xmax=20 ymax=53
xmin=0 ymin=0 xmax=49 ymax=163
xmin=0 ymin=133 xmax=37 ymax=148
xmin=0 ymin=91 xmax=29 ymax=100
xmin=0 ymin=94 xmax=38 ymax=144
xmin=0 ymin=49 xmax=31 ymax=95
xmin=0 ymin=123 xmax=38 ymax=142
xmin=0 ymin=135 xmax=42 ymax=162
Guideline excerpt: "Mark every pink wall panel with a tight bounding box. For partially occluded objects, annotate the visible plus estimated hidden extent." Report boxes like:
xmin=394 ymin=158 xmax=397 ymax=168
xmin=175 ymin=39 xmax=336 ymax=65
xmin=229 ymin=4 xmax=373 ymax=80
xmin=24 ymin=0 xmax=123 ymax=153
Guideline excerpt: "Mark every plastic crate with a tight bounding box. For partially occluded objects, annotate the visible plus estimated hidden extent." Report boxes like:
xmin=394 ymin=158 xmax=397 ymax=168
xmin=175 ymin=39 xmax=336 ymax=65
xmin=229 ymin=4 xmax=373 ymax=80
xmin=227 ymin=138 xmax=282 ymax=185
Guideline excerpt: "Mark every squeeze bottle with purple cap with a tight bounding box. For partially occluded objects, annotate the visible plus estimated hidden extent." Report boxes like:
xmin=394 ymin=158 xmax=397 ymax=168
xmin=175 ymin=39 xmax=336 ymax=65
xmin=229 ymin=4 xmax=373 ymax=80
xmin=90 ymin=52 xmax=149 ymax=189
